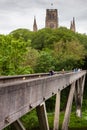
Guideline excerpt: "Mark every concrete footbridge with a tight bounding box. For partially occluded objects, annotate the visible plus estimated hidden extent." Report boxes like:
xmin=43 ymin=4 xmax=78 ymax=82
xmin=0 ymin=70 xmax=86 ymax=130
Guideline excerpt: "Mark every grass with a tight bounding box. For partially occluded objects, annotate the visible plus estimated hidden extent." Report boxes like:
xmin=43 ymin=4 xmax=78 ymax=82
xmin=4 ymin=109 xmax=87 ymax=130
xmin=21 ymin=109 xmax=87 ymax=129
xmin=69 ymin=111 xmax=87 ymax=128
xmin=21 ymin=109 xmax=39 ymax=130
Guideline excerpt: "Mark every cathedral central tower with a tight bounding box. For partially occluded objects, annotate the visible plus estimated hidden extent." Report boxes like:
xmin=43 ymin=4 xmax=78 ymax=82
xmin=45 ymin=9 xmax=58 ymax=29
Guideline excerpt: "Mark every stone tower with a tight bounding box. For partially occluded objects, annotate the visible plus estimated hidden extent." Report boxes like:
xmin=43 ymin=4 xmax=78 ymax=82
xmin=70 ymin=17 xmax=76 ymax=32
xmin=33 ymin=16 xmax=38 ymax=32
xmin=45 ymin=9 xmax=58 ymax=29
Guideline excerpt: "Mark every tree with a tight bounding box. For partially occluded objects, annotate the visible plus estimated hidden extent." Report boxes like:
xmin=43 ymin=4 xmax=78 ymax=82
xmin=23 ymin=47 xmax=39 ymax=69
xmin=31 ymin=27 xmax=78 ymax=50
xmin=76 ymin=33 xmax=87 ymax=69
xmin=34 ymin=51 xmax=55 ymax=73
xmin=31 ymin=28 xmax=57 ymax=50
xmin=53 ymin=40 xmax=86 ymax=70
xmin=0 ymin=34 xmax=33 ymax=75
xmin=10 ymin=28 xmax=33 ymax=42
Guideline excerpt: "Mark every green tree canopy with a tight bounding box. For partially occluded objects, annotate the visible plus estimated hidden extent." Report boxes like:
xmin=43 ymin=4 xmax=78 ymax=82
xmin=34 ymin=51 xmax=55 ymax=73
xmin=53 ymin=40 xmax=86 ymax=70
xmin=0 ymin=34 xmax=33 ymax=75
xmin=31 ymin=27 xmax=78 ymax=50
xmin=0 ymin=26 xmax=87 ymax=75
xmin=10 ymin=28 xmax=33 ymax=42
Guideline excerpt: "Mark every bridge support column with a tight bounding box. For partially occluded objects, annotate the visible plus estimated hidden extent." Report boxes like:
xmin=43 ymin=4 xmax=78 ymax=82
xmin=75 ymin=75 xmax=86 ymax=117
xmin=53 ymin=91 xmax=60 ymax=130
xmin=11 ymin=119 xmax=26 ymax=130
xmin=62 ymin=82 xmax=75 ymax=130
xmin=36 ymin=102 xmax=49 ymax=130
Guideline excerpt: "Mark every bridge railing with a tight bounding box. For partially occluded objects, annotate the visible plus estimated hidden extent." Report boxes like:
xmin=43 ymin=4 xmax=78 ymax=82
xmin=0 ymin=70 xmax=72 ymax=84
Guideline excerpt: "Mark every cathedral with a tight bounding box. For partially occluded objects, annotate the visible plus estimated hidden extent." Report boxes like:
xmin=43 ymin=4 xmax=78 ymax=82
xmin=33 ymin=8 xmax=76 ymax=32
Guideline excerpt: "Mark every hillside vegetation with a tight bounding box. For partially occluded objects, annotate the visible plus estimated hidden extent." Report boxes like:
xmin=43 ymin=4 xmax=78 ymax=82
xmin=0 ymin=27 xmax=87 ymax=75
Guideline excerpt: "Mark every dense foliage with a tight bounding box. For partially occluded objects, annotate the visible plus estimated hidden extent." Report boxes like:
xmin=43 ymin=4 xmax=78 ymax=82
xmin=0 ymin=27 xmax=87 ymax=75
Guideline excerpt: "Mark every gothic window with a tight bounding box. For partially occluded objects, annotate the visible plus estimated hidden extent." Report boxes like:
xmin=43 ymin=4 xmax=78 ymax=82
xmin=52 ymin=14 xmax=55 ymax=19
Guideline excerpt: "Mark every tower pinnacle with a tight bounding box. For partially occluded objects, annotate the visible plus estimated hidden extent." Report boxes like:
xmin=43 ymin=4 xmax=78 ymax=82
xmin=70 ymin=17 xmax=76 ymax=32
xmin=33 ymin=16 xmax=38 ymax=32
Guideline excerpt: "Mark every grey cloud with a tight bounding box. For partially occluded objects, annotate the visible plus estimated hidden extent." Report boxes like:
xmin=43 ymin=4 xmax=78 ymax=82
xmin=0 ymin=0 xmax=87 ymax=34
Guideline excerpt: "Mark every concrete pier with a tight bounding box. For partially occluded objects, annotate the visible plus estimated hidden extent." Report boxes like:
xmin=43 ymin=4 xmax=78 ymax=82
xmin=62 ymin=82 xmax=75 ymax=130
xmin=12 ymin=119 xmax=26 ymax=130
xmin=36 ymin=102 xmax=49 ymax=130
xmin=53 ymin=91 xmax=60 ymax=130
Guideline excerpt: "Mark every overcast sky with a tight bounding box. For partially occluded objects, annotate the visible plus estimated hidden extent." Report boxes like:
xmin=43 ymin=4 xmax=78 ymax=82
xmin=0 ymin=0 xmax=87 ymax=34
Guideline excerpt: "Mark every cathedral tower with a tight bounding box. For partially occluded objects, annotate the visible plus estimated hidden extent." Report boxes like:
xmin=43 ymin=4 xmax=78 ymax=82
xmin=45 ymin=9 xmax=58 ymax=29
xmin=33 ymin=16 xmax=38 ymax=32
